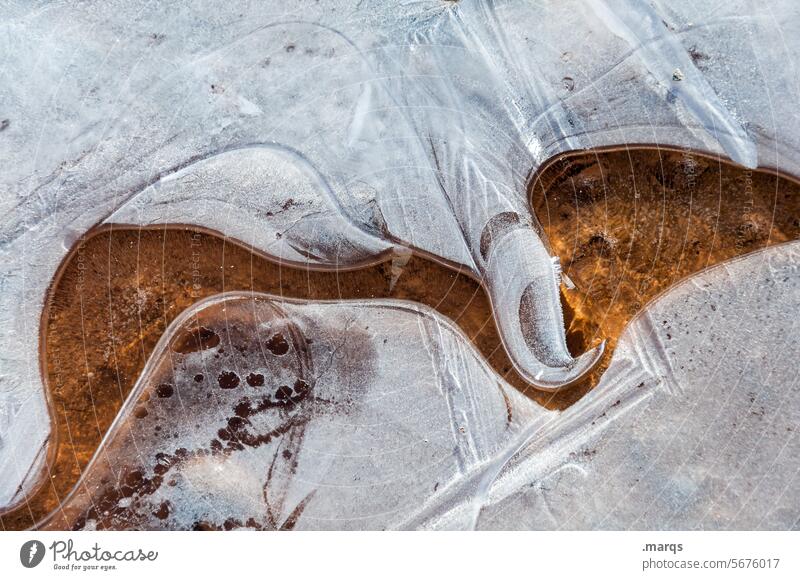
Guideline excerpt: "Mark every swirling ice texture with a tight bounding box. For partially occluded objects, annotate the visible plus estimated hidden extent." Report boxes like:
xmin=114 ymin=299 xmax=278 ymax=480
xmin=40 ymin=243 xmax=800 ymax=530
xmin=2 ymin=0 xmax=800 ymax=510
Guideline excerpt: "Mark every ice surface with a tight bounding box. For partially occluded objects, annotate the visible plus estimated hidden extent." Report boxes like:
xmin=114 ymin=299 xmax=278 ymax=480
xmin=3 ymin=0 xmax=800 ymax=514
xmin=476 ymin=243 xmax=800 ymax=530
xmin=41 ymin=243 xmax=799 ymax=529
xmin=40 ymin=293 xmax=547 ymax=530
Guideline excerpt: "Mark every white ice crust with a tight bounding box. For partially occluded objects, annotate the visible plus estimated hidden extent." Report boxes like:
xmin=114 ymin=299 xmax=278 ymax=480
xmin=2 ymin=0 xmax=800 ymax=515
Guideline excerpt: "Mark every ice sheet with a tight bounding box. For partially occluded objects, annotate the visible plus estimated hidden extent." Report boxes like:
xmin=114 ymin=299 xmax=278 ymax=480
xmin=3 ymin=0 xmax=800 ymax=513
xmin=40 ymin=293 xmax=547 ymax=530
xmin=40 ymin=243 xmax=800 ymax=529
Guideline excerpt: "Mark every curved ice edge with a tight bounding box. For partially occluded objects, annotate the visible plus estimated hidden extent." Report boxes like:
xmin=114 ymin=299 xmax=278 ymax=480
xmin=395 ymin=240 xmax=800 ymax=530
xmin=33 ymin=290 xmax=544 ymax=529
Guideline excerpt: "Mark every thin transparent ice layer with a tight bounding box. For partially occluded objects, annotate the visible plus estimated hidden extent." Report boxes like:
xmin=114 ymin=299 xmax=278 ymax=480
xmin=3 ymin=0 xmax=800 ymax=509
xmin=42 ymin=243 xmax=800 ymax=530
xmin=41 ymin=294 xmax=548 ymax=530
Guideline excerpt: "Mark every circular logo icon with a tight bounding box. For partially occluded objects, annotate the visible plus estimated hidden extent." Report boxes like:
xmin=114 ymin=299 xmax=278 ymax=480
xmin=20 ymin=540 xmax=46 ymax=568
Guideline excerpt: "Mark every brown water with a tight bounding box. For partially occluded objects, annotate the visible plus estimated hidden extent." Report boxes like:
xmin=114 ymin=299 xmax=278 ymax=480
xmin=533 ymin=148 xmax=799 ymax=384
xmin=2 ymin=147 xmax=797 ymax=529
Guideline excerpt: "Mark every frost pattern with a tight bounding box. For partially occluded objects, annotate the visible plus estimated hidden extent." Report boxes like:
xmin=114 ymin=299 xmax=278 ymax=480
xmin=3 ymin=0 xmax=800 ymax=512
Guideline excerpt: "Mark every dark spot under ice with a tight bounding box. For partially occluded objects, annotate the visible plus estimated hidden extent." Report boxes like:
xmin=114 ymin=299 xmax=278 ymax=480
xmin=171 ymin=326 xmax=220 ymax=354
xmin=265 ymin=333 xmax=290 ymax=356
xmin=218 ymin=371 xmax=240 ymax=389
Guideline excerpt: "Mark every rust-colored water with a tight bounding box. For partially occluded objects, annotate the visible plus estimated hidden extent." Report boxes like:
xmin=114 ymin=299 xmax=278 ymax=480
xmin=533 ymin=148 xmax=799 ymax=385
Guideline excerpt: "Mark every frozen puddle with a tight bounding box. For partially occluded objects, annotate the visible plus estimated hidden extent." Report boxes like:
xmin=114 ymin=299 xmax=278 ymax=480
xmin=2 ymin=0 xmax=800 ymax=525
xmin=41 ymin=243 xmax=800 ymax=530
